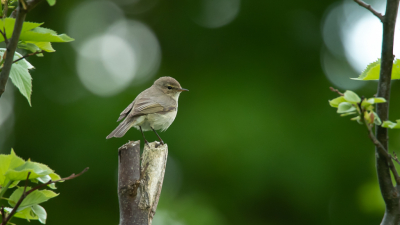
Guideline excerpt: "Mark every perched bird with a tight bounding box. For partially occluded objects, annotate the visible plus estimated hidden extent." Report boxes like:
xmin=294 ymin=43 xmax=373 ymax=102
xmin=106 ymin=77 xmax=188 ymax=145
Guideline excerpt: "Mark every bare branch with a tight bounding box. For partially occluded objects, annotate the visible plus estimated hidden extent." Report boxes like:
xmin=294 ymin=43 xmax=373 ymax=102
xmin=375 ymin=0 xmax=400 ymax=224
xmin=13 ymin=50 xmax=44 ymax=64
xmin=329 ymin=87 xmax=344 ymax=96
xmin=364 ymin=121 xmax=400 ymax=184
xmin=353 ymin=0 xmax=384 ymax=21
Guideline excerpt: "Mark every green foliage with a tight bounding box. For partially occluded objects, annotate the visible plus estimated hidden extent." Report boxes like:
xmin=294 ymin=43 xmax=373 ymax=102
xmin=0 ymin=16 xmax=73 ymax=106
xmin=382 ymin=120 xmax=400 ymax=129
xmin=351 ymin=59 xmax=400 ymax=80
xmin=46 ymin=0 xmax=56 ymax=6
xmin=0 ymin=49 xmax=34 ymax=105
xmin=0 ymin=149 xmax=62 ymax=224
xmin=329 ymin=90 xmax=385 ymax=125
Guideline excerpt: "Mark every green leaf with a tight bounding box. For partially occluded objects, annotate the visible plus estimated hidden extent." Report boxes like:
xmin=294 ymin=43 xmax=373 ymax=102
xmin=382 ymin=120 xmax=400 ymax=129
xmin=18 ymin=41 xmax=54 ymax=53
xmin=337 ymin=102 xmax=356 ymax=113
xmin=329 ymin=96 xmax=346 ymax=108
xmin=31 ymin=42 xmax=55 ymax=52
xmin=37 ymin=172 xmax=62 ymax=189
xmin=8 ymin=187 xmax=58 ymax=209
xmin=0 ymin=149 xmax=25 ymax=186
xmin=367 ymin=97 xmax=387 ymax=104
xmin=18 ymin=41 xmax=41 ymax=52
xmin=20 ymin=27 xmax=74 ymax=43
xmin=4 ymin=207 xmax=38 ymax=221
xmin=340 ymin=112 xmax=356 ymax=117
xmin=5 ymin=161 xmax=54 ymax=181
xmin=0 ymin=19 xmax=42 ymax=43
xmin=0 ymin=48 xmax=34 ymax=106
xmin=4 ymin=205 xmax=46 ymax=223
xmin=32 ymin=205 xmax=47 ymax=224
xmin=343 ymin=90 xmax=361 ymax=103
xmin=46 ymin=0 xmax=56 ymax=6
xmin=352 ymin=59 xmax=400 ymax=80
xmin=373 ymin=111 xmax=382 ymax=125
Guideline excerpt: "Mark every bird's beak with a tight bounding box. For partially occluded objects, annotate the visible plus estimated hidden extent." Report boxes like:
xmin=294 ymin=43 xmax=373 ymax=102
xmin=178 ymin=88 xmax=189 ymax=92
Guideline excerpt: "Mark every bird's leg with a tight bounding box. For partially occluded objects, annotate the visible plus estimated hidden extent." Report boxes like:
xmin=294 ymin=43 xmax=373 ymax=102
xmin=140 ymin=126 xmax=150 ymax=147
xmin=151 ymin=127 xmax=164 ymax=145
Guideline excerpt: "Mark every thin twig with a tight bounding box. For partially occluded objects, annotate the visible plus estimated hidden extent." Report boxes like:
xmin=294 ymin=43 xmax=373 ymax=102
xmin=0 ymin=29 xmax=7 ymax=45
xmin=353 ymin=0 xmax=384 ymax=22
xmin=1 ymin=167 xmax=89 ymax=225
xmin=364 ymin=121 xmax=400 ymax=184
xmin=329 ymin=87 xmax=344 ymax=96
xmin=393 ymin=152 xmax=400 ymax=165
xmin=23 ymin=172 xmax=31 ymax=193
xmin=13 ymin=50 xmax=44 ymax=64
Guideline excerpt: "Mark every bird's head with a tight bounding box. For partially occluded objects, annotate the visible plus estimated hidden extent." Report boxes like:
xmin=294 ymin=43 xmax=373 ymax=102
xmin=154 ymin=76 xmax=188 ymax=98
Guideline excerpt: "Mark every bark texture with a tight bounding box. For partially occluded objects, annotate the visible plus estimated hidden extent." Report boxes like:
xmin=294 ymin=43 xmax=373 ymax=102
xmin=118 ymin=141 xmax=167 ymax=225
xmin=375 ymin=0 xmax=400 ymax=224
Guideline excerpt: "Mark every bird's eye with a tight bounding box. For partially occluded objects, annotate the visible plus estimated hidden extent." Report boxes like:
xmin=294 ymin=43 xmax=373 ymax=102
xmin=167 ymin=86 xmax=172 ymax=90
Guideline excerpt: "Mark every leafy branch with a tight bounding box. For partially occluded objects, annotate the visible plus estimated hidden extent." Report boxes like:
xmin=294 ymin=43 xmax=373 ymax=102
xmin=0 ymin=0 xmax=73 ymax=105
xmin=0 ymin=0 xmax=43 ymax=98
xmin=1 ymin=168 xmax=88 ymax=225
xmin=0 ymin=150 xmax=88 ymax=224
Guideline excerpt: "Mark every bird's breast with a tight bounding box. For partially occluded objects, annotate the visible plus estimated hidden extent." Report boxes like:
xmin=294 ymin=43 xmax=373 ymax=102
xmin=132 ymin=109 xmax=178 ymax=132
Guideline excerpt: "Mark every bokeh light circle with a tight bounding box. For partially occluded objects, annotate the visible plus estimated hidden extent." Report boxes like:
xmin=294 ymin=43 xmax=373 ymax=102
xmin=192 ymin=0 xmax=241 ymax=28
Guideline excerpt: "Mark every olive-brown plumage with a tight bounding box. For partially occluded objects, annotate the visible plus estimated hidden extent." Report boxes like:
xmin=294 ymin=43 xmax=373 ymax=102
xmin=106 ymin=77 xmax=188 ymax=145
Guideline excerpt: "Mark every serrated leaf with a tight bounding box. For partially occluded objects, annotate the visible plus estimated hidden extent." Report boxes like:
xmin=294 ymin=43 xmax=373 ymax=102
xmin=344 ymin=90 xmax=361 ymax=103
xmin=329 ymin=96 xmax=346 ymax=108
xmin=8 ymin=187 xmax=58 ymax=209
xmin=0 ymin=149 xmax=25 ymax=186
xmin=5 ymin=161 xmax=54 ymax=181
xmin=0 ymin=19 xmax=42 ymax=43
xmin=352 ymin=59 xmax=400 ymax=80
xmin=46 ymin=0 xmax=55 ymax=6
xmin=0 ymin=48 xmax=34 ymax=106
xmin=337 ymin=102 xmax=356 ymax=113
xmin=20 ymin=27 xmax=74 ymax=43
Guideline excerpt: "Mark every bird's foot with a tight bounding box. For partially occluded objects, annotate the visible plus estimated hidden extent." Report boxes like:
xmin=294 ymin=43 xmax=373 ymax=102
xmin=144 ymin=139 xmax=150 ymax=147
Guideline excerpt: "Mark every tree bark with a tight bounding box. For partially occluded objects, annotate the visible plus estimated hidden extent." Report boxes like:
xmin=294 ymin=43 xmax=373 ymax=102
xmin=118 ymin=141 xmax=167 ymax=225
xmin=376 ymin=0 xmax=400 ymax=224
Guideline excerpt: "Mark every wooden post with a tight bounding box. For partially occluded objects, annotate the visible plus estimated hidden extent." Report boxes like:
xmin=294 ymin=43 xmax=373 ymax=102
xmin=118 ymin=141 xmax=168 ymax=225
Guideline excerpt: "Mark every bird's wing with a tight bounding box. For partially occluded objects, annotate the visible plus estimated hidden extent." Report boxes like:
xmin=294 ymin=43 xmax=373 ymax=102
xmin=117 ymin=100 xmax=135 ymax=122
xmin=129 ymin=98 xmax=165 ymax=117
xmin=128 ymin=96 xmax=176 ymax=118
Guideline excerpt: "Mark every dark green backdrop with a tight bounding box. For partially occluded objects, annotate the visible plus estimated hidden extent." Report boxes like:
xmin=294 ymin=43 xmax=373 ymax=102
xmin=1 ymin=0 xmax=399 ymax=224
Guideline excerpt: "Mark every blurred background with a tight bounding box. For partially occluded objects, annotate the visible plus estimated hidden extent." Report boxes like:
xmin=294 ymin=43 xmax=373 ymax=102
xmin=2 ymin=0 xmax=400 ymax=224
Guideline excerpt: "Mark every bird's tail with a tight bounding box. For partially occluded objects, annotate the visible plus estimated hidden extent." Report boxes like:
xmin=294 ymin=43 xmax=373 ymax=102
xmin=106 ymin=118 xmax=134 ymax=139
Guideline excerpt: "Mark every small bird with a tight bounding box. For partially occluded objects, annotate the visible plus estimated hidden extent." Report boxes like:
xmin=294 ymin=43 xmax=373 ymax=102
xmin=106 ymin=77 xmax=188 ymax=145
